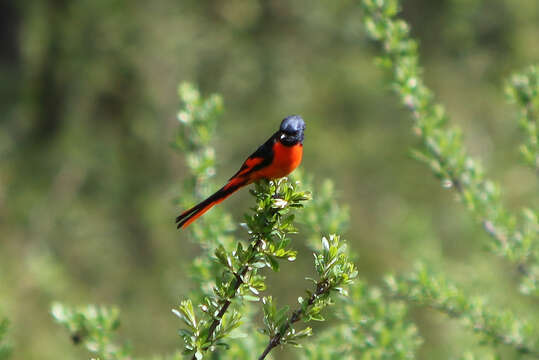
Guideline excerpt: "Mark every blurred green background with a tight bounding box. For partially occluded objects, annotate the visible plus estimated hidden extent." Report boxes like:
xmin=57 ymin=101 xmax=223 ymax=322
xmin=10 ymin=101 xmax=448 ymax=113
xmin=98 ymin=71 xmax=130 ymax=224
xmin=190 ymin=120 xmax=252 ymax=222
xmin=1 ymin=0 xmax=538 ymax=358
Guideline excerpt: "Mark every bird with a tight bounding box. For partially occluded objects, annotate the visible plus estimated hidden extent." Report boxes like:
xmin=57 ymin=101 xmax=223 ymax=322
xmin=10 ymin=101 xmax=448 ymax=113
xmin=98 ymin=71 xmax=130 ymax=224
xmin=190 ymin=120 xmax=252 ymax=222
xmin=176 ymin=115 xmax=305 ymax=229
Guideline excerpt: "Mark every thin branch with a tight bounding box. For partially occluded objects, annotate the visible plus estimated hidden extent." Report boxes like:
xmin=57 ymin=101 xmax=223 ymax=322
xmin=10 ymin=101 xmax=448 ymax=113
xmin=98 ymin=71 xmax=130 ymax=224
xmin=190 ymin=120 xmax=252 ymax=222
xmin=391 ymin=293 xmax=539 ymax=358
xmin=191 ymin=238 xmax=263 ymax=360
xmin=362 ymin=1 xmax=537 ymax=288
xmin=386 ymin=263 xmax=539 ymax=358
xmin=258 ymin=280 xmax=330 ymax=360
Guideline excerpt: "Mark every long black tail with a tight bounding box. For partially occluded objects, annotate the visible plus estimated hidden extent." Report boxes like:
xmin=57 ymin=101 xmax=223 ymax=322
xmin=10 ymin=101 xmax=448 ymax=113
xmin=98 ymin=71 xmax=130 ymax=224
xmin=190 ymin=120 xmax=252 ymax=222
xmin=176 ymin=180 xmax=244 ymax=229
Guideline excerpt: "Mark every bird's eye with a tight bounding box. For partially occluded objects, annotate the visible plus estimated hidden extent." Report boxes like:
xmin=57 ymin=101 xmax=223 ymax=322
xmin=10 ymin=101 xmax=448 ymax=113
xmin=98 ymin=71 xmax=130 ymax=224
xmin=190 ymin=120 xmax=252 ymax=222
xmin=280 ymin=133 xmax=286 ymax=140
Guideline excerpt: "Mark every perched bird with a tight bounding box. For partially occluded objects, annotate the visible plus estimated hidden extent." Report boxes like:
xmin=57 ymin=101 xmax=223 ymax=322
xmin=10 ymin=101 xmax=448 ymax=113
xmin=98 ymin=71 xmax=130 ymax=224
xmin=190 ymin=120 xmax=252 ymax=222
xmin=176 ymin=115 xmax=305 ymax=229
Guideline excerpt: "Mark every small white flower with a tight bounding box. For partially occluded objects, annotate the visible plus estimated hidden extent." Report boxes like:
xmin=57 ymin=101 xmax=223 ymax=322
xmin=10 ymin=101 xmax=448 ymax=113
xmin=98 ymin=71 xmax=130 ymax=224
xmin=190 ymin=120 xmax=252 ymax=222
xmin=272 ymin=198 xmax=288 ymax=208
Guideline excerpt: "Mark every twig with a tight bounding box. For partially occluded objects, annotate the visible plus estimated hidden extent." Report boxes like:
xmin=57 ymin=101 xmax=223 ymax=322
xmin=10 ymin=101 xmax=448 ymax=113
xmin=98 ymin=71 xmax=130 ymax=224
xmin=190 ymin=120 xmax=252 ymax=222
xmin=191 ymin=238 xmax=263 ymax=360
xmin=258 ymin=280 xmax=330 ymax=360
xmin=390 ymin=293 xmax=539 ymax=358
xmin=392 ymin=28 xmax=532 ymax=279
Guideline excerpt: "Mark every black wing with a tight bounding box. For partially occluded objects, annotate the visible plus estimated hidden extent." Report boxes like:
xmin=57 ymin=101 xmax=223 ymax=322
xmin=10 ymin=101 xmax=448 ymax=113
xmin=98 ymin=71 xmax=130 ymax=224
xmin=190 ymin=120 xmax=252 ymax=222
xmin=228 ymin=131 xmax=277 ymax=180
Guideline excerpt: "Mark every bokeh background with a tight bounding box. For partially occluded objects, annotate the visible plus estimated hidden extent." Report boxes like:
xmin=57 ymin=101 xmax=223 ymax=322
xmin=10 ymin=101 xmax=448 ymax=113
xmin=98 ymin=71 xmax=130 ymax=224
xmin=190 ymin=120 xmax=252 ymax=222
xmin=1 ymin=0 xmax=538 ymax=358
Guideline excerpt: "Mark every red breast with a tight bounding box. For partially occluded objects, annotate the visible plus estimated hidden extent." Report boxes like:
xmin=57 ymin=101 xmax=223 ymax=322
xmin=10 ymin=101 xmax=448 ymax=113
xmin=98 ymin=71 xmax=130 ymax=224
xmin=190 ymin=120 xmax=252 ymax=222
xmin=256 ymin=141 xmax=303 ymax=180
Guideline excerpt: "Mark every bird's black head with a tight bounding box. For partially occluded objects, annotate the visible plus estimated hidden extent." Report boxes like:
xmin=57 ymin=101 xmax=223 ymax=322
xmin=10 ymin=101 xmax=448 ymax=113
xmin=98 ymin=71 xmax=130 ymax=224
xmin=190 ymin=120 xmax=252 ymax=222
xmin=278 ymin=115 xmax=305 ymax=146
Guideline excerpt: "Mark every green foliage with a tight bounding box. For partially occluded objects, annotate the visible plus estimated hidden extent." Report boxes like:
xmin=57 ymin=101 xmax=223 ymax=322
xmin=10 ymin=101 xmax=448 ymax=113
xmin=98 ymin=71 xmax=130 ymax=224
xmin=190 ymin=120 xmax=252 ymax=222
xmin=51 ymin=303 xmax=130 ymax=360
xmin=506 ymin=65 xmax=539 ymax=171
xmin=360 ymin=0 xmax=539 ymax=358
xmin=260 ymin=296 xmax=313 ymax=347
xmin=0 ymin=319 xmax=11 ymax=360
xmin=293 ymin=170 xmax=350 ymax=249
xmin=361 ymin=0 xmax=539 ymax=297
xmin=386 ymin=264 xmax=539 ymax=357
xmin=293 ymin=172 xmax=421 ymax=359
xmin=302 ymin=280 xmax=421 ymax=360
xmin=173 ymin=178 xmax=310 ymax=359
xmin=258 ymin=235 xmax=357 ymax=359
xmin=312 ymin=235 xmax=357 ymax=299
xmin=293 ymin=172 xmax=421 ymax=360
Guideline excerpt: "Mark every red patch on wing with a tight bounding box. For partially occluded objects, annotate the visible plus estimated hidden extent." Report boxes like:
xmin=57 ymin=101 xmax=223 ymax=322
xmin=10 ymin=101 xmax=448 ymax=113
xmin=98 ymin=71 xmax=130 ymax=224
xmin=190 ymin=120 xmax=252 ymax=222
xmin=234 ymin=156 xmax=264 ymax=178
